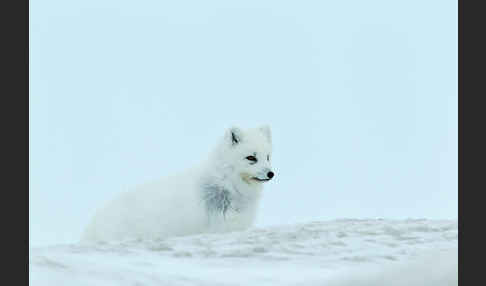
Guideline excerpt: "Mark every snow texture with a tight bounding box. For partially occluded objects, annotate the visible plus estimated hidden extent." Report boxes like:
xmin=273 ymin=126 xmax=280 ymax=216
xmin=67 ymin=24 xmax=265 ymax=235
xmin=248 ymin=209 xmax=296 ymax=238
xmin=30 ymin=219 xmax=457 ymax=286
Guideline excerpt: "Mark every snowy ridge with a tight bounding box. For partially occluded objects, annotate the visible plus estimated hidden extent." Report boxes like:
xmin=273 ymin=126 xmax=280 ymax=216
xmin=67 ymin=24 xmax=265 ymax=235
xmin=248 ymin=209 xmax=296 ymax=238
xmin=30 ymin=219 xmax=458 ymax=286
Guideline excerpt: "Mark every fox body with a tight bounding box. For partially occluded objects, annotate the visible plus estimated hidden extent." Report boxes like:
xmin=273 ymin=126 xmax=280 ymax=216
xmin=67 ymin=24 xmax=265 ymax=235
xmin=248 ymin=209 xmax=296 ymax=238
xmin=81 ymin=126 xmax=274 ymax=243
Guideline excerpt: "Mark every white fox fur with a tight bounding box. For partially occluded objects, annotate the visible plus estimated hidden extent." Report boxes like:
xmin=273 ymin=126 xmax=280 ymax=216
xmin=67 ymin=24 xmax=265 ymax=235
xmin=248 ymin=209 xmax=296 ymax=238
xmin=81 ymin=125 xmax=274 ymax=243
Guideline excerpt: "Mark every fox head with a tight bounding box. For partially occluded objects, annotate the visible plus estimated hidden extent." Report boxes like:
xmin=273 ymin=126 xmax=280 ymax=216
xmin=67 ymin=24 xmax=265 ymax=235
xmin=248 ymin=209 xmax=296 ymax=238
xmin=216 ymin=125 xmax=274 ymax=185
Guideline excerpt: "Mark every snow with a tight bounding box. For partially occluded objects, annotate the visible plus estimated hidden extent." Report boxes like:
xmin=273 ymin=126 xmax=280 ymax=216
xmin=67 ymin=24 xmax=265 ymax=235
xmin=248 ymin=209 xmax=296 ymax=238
xmin=30 ymin=219 xmax=457 ymax=286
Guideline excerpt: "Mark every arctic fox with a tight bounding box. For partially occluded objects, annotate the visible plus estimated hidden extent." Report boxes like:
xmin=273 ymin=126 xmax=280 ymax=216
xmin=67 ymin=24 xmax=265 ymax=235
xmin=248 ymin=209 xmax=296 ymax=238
xmin=81 ymin=125 xmax=274 ymax=243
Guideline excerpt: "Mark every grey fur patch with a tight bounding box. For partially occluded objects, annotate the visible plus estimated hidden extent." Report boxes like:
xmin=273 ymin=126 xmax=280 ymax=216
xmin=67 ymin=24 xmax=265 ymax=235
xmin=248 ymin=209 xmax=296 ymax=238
xmin=202 ymin=184 xmax=238 ymax=217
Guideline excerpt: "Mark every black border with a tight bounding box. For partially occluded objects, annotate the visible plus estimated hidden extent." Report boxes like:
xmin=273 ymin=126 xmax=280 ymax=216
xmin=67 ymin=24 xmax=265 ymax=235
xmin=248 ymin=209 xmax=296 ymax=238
xmin=458 ymin=0 xmax=462 ymax=284
xmin=458 ymin=0 xmax=483 ymax=284
xmin=3 ymin=0 xmax=28 ymax=284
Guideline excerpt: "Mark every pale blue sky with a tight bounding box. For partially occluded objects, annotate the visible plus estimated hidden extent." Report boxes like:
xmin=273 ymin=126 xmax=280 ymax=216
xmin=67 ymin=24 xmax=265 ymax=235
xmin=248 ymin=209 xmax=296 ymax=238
xmin=29 ymin=0 xmax=457 ymax=246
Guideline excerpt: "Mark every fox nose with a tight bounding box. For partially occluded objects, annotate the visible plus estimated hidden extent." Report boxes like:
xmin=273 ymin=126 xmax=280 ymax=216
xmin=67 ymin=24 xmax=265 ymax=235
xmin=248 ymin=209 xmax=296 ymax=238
xmin=267 ymin=171 xmax=274 ymax=179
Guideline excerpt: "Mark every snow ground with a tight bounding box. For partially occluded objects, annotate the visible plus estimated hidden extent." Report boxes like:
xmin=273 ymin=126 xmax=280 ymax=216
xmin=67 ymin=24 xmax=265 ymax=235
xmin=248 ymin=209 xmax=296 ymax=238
xmin=29 ymin=219 xmax=458 ymax=286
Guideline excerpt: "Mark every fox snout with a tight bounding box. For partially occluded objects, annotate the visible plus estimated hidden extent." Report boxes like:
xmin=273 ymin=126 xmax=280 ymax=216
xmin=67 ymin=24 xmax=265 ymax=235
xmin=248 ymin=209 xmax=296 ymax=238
xmin=251 ymin=169 xmax=275 ymax=182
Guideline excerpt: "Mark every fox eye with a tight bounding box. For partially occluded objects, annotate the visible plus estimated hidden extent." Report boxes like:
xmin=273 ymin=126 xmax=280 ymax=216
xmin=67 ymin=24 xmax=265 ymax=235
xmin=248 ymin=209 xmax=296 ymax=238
xmin=246 ymin=155 xmax=257 ymax=162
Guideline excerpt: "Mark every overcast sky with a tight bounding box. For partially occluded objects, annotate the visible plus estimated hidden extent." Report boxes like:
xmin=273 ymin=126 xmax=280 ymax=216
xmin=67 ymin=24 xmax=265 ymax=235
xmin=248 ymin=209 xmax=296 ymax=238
xmin=29 ymin=0 xmax=457 ymax=247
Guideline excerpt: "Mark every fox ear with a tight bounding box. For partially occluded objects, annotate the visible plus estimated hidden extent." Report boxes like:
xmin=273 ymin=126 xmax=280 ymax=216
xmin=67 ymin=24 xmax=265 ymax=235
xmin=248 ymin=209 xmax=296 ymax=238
xmin=226 ymin=126 xmax=243 ymax=146
xmin=259 ymin=125 xmax=272 ymax=144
